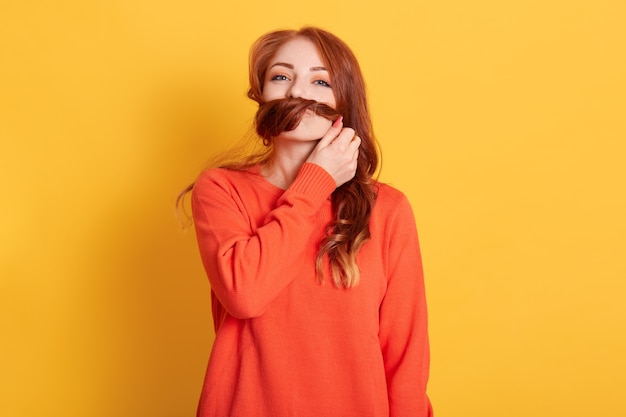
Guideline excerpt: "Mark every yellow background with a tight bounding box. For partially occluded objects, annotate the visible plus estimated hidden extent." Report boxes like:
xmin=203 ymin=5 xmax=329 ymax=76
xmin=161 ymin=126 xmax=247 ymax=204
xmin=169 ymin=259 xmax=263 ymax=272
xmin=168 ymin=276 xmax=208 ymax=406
xmin=1 ymin=0 xmax=624 ymax=416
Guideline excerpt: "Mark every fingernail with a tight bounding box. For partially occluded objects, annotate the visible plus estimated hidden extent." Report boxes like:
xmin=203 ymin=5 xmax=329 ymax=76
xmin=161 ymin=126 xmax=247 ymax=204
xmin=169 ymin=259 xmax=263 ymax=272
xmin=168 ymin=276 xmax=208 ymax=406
xmin=333 ymin=116 xmax=344 ymax=127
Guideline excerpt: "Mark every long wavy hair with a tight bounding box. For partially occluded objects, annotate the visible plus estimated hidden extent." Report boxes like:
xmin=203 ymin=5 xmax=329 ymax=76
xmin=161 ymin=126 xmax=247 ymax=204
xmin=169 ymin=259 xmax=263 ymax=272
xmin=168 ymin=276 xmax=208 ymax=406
xmin=179 ymin=27 xmax=379 ymax=288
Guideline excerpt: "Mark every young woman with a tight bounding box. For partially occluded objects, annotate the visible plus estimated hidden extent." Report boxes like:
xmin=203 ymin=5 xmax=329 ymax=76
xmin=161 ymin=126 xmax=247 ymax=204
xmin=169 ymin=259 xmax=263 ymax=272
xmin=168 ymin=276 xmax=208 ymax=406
xmin=188 ymin=26 xmax=432 ymax=416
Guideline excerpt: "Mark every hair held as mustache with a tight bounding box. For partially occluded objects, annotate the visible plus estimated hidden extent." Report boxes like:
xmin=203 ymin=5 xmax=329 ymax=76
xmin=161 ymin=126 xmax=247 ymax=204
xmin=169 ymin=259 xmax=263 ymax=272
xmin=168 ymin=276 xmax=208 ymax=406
xmin=255 ymin=98 xmax=342 ymax=140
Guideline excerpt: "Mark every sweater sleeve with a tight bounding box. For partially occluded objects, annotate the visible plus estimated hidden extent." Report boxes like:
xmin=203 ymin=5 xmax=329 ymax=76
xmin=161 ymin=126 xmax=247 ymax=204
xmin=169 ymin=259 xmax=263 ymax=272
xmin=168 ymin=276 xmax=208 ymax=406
xmin=378 ymin=192 xmax=433 ymax=417
xmin=191 ymin=163 xmax=336 ymax=319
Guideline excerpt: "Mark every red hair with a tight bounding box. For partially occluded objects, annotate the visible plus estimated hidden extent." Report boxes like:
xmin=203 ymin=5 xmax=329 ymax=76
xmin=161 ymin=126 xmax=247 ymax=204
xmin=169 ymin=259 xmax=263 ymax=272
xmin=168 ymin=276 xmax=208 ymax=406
xmin=248 ymin=27 xmax=379 ymax=288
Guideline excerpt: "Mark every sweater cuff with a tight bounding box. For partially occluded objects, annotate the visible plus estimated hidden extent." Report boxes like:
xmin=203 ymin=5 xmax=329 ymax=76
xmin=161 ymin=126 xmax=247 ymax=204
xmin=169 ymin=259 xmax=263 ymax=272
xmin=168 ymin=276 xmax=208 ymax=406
xmin=288 ymin=162 xmax=336 ymax=202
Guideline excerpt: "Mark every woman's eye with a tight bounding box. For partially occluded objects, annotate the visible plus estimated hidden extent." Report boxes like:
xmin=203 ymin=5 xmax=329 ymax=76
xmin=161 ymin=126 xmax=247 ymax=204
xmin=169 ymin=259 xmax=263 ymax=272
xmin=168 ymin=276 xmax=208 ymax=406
xmin=271 ymin=74 xmax=289 ymax=81
xmin=314 ymin=79 xmax=331 ymax=88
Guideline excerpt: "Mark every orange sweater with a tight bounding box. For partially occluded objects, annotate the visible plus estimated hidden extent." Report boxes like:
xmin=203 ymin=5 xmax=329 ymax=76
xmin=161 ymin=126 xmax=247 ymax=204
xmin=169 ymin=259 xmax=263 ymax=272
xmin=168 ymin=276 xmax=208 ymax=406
xmin=192 ymin=163 xmax=432 ymax=417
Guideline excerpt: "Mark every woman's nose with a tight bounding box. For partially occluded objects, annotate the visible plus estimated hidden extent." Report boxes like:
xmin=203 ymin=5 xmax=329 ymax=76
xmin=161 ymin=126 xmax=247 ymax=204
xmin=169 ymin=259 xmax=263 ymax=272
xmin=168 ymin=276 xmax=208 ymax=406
xmin=287 ymin=80 xmax=306 ymax=99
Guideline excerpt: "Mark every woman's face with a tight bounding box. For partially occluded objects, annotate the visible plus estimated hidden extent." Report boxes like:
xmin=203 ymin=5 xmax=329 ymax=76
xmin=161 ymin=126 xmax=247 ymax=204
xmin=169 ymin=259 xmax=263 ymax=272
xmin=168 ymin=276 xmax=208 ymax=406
xmin=262 ymin=37 xmax=337 ymax=141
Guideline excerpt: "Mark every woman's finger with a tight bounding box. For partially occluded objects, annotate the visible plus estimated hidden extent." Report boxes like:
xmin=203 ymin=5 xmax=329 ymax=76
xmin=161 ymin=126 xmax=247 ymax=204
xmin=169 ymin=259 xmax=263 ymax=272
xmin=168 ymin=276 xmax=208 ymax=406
xmin=331 ymin=127 xmax=356 ymax=149
xmin=317 ymin=116 xmax=344 ymax=147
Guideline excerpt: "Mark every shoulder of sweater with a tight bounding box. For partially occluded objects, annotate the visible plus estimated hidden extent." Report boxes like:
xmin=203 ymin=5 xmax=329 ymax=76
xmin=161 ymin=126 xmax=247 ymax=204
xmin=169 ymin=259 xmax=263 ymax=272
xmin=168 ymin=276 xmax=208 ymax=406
xmin=192 ymin=168 xmax=247 ymax=204
xmin=196 ymin=166 xmax=250 ymax=183
xmin=373 ymin=181 xmax=411 ymax=208
xmin=370 ymin=182 xmax=420 ymax=242
xmin=194 ymin=166 xmax=261 ymax=192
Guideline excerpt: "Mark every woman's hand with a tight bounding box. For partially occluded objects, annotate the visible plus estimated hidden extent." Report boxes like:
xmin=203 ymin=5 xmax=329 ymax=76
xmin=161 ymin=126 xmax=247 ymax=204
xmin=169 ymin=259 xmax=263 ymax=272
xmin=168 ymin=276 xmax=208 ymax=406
xmin=305 ymin=117 xmax=361 ymax=188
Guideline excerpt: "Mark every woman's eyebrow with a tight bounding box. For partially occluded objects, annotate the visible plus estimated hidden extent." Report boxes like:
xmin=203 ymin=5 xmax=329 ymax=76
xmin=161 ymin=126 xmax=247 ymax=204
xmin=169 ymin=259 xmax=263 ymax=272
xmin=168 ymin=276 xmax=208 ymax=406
xmin=270 ymin=62 xmax=294 ymax=69
xmin=269 ymin=62 xmax=328 ymax=72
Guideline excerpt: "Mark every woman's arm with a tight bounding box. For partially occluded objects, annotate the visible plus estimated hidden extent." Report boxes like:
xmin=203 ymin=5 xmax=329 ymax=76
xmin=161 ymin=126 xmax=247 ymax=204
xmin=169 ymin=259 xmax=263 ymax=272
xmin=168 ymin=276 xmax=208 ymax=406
xmin=378 ymin=192 xmax=433 ymax=417
xmin=191 ymin=162 xmax=335 ymax=319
